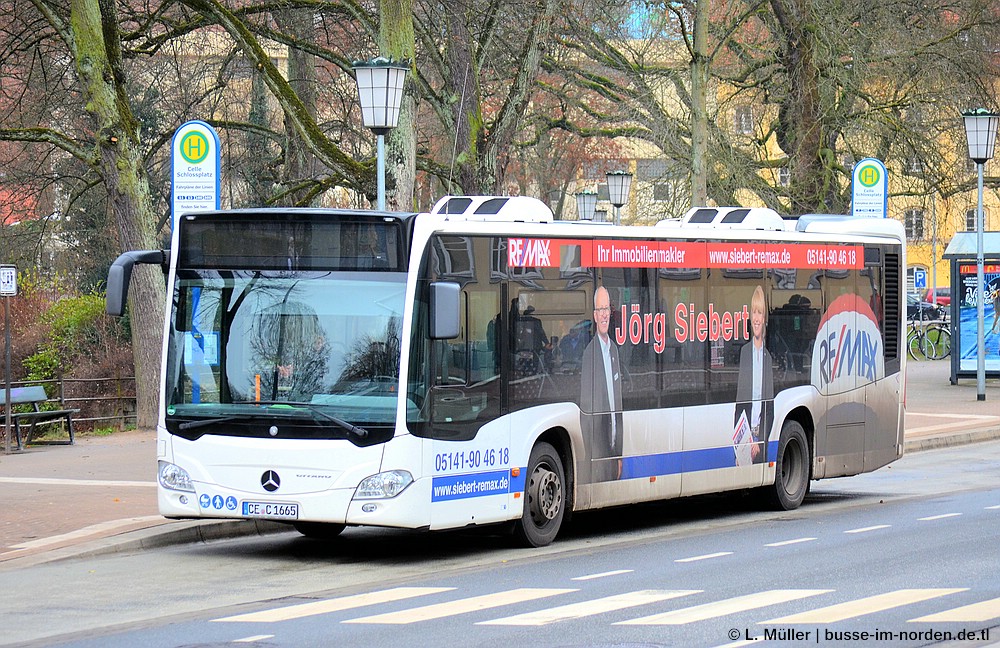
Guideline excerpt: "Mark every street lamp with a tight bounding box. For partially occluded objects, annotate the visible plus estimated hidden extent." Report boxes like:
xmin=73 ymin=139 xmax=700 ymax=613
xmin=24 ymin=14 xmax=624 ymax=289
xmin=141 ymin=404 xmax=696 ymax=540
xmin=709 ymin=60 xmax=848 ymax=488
xmin=353 ymin=57 xmax=409 ymax=211
xmin=961 ymin=108 xmax=1000 ymax=401
xmin=606 ymin=170 xmax=633 ymax=226
xmin=575 ymin=191 xmax=597 ymax=221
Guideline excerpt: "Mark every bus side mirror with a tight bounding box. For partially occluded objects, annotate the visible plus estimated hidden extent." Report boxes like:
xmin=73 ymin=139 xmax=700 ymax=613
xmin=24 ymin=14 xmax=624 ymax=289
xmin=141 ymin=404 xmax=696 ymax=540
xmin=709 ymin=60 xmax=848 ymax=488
xmin=106 ymin=250 xmax=169 ymax=316
xmin=429 ymin=281 xmax=460 ymax=339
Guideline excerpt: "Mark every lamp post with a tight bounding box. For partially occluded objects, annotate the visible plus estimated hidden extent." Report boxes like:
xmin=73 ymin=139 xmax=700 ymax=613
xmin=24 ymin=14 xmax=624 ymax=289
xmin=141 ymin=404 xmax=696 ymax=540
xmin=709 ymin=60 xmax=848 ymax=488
xmin=606 ymin=170 xmax=633 ymax=226
xmin=961 ymin=108 xmax=1000 ymax=401
xmin=353 ymin=57 xmax=409 ymax=211
xmin=575 ymin=191 xmax=597 ymax=221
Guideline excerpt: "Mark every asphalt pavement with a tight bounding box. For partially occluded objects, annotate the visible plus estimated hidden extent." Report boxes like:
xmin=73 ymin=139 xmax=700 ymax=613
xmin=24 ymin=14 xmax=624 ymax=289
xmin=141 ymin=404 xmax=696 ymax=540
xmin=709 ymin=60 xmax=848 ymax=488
xmin=1 ymin=358 xmax=997 ymax=567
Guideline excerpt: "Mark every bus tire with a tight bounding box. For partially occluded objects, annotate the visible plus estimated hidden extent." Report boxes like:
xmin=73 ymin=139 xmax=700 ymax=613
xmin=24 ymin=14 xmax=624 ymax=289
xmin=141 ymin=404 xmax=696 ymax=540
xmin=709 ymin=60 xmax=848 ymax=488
xmin=293 ymin=522 xmax=346 ymax=540
xmin=513 ymin=442 xmax=565 ymax=547
xmin=766 ymin=419 xmax=810 ymax=511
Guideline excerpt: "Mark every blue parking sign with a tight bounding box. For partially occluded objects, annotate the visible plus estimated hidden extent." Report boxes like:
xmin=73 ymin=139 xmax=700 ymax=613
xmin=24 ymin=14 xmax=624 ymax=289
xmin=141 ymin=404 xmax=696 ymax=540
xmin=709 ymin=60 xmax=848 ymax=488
xmin=914 ymin=269 xmax=926 ymax=289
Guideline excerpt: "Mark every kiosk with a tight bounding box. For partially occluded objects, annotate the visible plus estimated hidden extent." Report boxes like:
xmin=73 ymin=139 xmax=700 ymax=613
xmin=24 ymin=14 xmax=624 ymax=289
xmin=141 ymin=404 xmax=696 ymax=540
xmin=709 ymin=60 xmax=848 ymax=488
xmin=942 ymin=232 xmax=1000 ymax=384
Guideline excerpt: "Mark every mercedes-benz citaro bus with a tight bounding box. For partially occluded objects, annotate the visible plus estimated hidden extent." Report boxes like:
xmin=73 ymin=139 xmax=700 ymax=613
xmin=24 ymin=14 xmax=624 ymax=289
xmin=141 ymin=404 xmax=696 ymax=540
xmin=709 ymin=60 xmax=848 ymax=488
xmin=106 ymin=196 xmax=905 ymax=547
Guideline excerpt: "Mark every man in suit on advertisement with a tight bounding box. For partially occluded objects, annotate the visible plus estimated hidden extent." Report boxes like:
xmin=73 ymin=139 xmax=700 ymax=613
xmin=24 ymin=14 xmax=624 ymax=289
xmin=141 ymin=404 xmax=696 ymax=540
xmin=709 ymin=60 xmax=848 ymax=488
xmin=580 ymin=285 xmax=623 ymax=482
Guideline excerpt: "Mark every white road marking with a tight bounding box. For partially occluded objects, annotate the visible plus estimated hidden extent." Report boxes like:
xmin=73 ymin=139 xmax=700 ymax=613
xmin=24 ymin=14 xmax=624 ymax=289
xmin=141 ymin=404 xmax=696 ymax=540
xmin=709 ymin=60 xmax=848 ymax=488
xmin=761 ymin=589 xmax=968 ymax=624
xmin=618 ymin=589 xmax=831 ymax=625
xmin=987 ymin=505 xmax=1000 ymax=510
xmin=764 ymin=537 xmax=816 ymax=547
xmin=571 ymin=569 xmax=634 ymax=581
xmin=6 ymin=516 xmax=166 ymax=551
xmin=918 ymin=513 xmax=962 ymax=521
xmin=342 ymin=588 xmax=576 ymax=624
xmin=0 ymin=476 xmax=155 ymax=488
xmin=212 ymin=587 xmax=454 ymax=623
xmin=675 ymin=552 xmax=733 ymax=563
xmin=910 ymin=596 xmax=1000 ymax=623
xmin=714 ymin=637 xmax=764 ymax=647
xmin=478 ymin=590 xmax=699 ymax=626
xmin=233 ymin=636 xmax=274 ymax=643
xmin=844 ymin=524 xmax=891 ymax=534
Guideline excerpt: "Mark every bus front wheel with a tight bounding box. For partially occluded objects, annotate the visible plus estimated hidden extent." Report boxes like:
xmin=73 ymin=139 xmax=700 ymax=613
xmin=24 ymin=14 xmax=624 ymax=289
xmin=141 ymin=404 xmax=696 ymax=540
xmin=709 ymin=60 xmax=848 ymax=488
xmin=513 ymin=442 xmax=565 ymax=547
xmin=766 ymin=420 xmax=810 ymax=511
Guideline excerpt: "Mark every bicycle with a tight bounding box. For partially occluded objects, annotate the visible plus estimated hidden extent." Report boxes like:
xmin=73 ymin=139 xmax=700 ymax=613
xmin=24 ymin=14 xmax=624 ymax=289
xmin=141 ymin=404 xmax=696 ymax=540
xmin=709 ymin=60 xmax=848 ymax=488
xmin=906 ymin=317 xmax=951 ymax=360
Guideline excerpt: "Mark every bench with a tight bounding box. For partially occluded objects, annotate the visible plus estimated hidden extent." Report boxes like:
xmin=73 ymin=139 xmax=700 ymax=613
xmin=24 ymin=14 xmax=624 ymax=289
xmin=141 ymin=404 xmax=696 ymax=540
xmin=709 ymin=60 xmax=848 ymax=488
xmin=1 ymin=385 xmax=79 ymax=451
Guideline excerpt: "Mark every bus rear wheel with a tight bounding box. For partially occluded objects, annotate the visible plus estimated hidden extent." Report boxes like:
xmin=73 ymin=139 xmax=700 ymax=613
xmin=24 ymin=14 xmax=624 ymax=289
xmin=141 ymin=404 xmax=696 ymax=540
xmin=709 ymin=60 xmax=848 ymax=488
xmin=293 ymin=522 xmax=346 ymax=540
xmin=513 ymin=442 xmax=565 ymax=547
xmin=766 ymin=419 xmax=810 ymax=511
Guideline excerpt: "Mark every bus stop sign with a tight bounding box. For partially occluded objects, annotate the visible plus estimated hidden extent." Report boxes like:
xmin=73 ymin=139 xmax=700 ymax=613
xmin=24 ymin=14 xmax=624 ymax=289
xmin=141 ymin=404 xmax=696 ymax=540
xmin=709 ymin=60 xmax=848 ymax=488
xmin=0 ymin=265 xmax=16 ymax=297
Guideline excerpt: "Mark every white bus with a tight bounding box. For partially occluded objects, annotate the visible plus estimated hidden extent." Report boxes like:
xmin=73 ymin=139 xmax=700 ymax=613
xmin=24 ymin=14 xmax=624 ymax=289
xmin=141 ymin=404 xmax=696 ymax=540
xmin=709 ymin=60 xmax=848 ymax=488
xmin=107 ymin=196 xmax=906 ymax=547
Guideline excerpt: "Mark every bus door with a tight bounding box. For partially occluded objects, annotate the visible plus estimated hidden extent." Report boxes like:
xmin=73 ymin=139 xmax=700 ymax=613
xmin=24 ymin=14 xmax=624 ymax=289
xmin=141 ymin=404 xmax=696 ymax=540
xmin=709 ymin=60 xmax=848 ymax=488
xmin=815 ymin=270 xmax=865 ymax=477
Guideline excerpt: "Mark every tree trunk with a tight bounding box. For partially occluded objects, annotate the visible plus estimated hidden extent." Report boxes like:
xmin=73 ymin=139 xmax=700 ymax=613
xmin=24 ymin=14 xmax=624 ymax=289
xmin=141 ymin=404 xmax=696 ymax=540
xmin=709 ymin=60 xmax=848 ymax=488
xmin=690 ymin=0 xmax=710 ymax=207
xmin=71 ymin=0 xmax=164 ymax=429
xmin=275 ymin=7 xmax=319 ymax=207
xmin=770 ymin=0 xmax=826 ymax=214
xmin=380 ymin=0 xmax=416 ymax=210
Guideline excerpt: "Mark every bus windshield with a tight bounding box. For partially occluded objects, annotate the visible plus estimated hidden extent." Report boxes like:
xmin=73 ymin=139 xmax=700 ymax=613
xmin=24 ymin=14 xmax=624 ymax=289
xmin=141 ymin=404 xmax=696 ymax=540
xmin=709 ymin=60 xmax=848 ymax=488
xmin=164 ymin=270 xmax=408 ymax=437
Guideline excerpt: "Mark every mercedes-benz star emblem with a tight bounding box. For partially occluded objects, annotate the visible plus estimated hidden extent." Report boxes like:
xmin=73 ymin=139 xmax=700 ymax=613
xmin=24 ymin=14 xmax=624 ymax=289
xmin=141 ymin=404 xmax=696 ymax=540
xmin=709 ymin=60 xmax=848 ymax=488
xmin=261 ymin=470 xmax=280 ymax=492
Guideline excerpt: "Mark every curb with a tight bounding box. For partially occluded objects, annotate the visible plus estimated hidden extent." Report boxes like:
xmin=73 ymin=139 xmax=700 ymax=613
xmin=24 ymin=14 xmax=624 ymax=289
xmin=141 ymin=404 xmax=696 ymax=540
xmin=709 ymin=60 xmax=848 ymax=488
xmin=903 ymin=425 xmax=1000 ymax=453
xmin=0 ymin=519 xmax=290 ymax=569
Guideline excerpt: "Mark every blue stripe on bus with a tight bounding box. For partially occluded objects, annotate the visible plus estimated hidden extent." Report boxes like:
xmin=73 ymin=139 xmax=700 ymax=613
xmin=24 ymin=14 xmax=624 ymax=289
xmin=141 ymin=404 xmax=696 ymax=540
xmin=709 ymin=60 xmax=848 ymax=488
xmin=432 ymin=440 xmax=783 ymax=501
xmin=620 ymin=440 xmax=781 ymax=480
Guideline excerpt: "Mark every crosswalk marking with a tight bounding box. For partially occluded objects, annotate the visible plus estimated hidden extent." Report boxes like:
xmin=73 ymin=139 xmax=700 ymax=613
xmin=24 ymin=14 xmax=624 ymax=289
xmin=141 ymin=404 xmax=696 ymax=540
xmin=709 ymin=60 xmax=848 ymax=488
xmin=342 ymin=588 xmax=576 ymax=624
xmin=617 ymin=590 xmax=832 ymax=626
xmin=761 ymin=589 xmax=968 ymax=624
xmin=477 ymin=590 xmax=699 ymax=626
xmin=212 ymin=587 xmax=454 ymax=623
xmin=910 ymin=596 xmax=1000 ymax=623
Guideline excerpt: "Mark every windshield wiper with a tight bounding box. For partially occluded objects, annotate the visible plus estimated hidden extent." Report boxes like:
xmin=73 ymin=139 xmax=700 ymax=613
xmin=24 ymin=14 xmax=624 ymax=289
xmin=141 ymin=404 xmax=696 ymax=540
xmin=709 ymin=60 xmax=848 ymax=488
xmin=235 ymin=400 xmax=370 ymax=440
xmin=177 ymin=415 xmax=253 ymax=431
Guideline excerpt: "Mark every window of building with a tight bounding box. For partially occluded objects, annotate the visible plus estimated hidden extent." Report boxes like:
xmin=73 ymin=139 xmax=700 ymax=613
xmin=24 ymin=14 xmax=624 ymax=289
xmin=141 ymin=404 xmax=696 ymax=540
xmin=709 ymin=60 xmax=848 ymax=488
xmin=778 ymin=163 xmax=790 ymax=187
xmin=905 ymin=157 xmax=923 ymax=176
xmin=636 ymin=158 xmax=676 ymax=203
xmin=734 ymin=105 xmax=754 ymax=135
xmin=904 ymin=209 xmax=924 ymax=240
xmin=966 ymin=208 xmax=989 ymax=231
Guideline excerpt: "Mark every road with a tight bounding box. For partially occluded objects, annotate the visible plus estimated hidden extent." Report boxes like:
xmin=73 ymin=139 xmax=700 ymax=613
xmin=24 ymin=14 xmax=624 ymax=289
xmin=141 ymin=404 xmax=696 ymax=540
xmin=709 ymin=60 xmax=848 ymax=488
xmin=3 ymin=440 xmax=999 ymax=648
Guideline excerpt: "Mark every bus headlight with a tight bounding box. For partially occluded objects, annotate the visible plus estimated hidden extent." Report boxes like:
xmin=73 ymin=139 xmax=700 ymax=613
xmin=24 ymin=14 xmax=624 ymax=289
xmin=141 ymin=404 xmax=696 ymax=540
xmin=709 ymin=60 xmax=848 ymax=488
xmin=355 ymin=470 xmax=413 ymax=499
xmin=158 ymin=460 xmax=195 ymax=492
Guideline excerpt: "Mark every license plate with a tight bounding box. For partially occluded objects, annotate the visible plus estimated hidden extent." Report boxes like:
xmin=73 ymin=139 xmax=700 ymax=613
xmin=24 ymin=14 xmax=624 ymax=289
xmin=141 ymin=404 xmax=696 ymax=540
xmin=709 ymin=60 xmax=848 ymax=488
xmin=242 ymin=501 xmax=299 ymax=520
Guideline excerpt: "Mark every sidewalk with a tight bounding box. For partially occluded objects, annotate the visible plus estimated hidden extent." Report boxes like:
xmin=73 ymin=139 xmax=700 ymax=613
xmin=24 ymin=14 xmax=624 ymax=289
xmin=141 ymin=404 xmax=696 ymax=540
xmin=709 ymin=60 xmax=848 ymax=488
xmin=1 ymin=359 xmax=997 ymax=565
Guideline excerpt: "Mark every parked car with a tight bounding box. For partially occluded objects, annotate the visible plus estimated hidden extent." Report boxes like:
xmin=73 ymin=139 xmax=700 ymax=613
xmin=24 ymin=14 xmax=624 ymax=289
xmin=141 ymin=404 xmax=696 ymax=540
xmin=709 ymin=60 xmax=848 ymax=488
xmin=922 ymin=286 xmax=951 ymax=307
xmin=907 ymin=293 xmax=945 ymax=321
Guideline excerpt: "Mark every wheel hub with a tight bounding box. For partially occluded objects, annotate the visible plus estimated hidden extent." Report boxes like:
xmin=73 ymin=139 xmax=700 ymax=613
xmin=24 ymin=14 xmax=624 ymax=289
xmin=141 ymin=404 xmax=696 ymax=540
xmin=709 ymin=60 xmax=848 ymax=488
xmin=529 ymin=465 xmax=561 ymax=522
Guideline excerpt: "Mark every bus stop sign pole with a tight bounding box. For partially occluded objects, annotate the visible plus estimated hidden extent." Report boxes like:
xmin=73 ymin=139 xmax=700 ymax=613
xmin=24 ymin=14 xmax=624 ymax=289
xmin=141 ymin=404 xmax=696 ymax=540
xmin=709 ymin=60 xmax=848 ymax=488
xmin=1 ymin=265 xmax=16 ymax=454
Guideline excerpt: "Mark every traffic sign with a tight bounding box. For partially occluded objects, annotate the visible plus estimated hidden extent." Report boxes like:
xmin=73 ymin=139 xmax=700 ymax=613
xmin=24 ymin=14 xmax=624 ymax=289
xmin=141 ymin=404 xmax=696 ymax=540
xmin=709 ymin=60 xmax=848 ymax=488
xmin=171 ymin=120 xmax=221 ymax=229
xmin=0 ymin=265 xmax=16 ymax=297
xmin=913 ymin=268 xmax=927 ymax=290
xmin=851 ymin=158 xmax=888 ymax=218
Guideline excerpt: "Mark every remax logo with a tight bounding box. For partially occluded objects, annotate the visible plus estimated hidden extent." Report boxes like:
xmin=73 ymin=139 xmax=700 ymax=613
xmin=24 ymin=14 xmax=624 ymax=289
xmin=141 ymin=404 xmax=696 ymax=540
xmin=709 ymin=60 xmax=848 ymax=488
xmin=508 ymin=238 xmax=554 ymax=267
xmin=811 ymin=294 xmax=884 ymax=395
